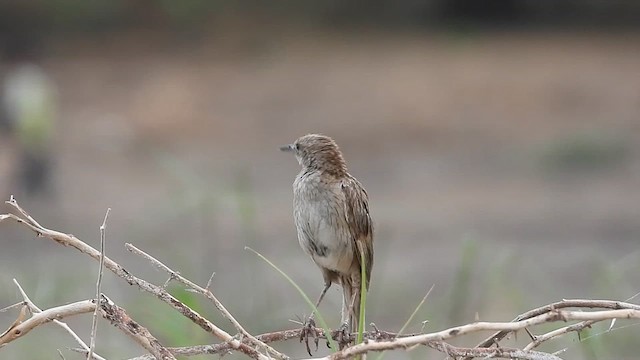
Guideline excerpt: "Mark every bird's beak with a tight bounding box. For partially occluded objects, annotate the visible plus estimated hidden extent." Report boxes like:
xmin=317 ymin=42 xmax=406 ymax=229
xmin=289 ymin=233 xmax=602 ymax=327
xmin=280 ymin=144 xmax=294 ymax=152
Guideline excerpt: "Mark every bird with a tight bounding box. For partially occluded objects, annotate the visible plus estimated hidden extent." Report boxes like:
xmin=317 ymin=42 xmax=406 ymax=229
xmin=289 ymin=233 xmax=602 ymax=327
xmin=280 ymin=134 xmax=373 ymax=351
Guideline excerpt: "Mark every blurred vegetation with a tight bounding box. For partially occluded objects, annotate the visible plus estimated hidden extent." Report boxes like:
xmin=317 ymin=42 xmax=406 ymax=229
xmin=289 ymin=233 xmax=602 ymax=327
xmin=538 ymin=131 xmax=629 ymax=173
xmin=446 ymin=237 xmax=477 ymax=325
xmin=1 ymin=1 xmax=638 ymax=359
xmin=2 ymin=0 xmax=640 ymax=42
xmin=2 ymin=227 xmax=639 ymax=358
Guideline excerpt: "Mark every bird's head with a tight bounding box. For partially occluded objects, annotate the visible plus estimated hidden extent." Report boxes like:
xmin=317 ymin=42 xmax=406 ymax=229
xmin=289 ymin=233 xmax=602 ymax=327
xmin=280 ymin=134 xmax=347 ymax=176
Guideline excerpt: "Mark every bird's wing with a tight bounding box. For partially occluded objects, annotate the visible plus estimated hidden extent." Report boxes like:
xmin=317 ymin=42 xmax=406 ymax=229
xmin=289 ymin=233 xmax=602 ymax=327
xmin=341 ymin=176 xmax=373 ymax=289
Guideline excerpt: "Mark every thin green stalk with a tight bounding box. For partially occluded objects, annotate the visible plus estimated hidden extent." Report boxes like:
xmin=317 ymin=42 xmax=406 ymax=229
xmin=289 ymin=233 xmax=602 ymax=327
xmin=245 ymin=247 xmax=338 ymax=352
xmin=357 ymin=250 xmax=367 ymax=345
xmin=353 ymin=242 xmax=370 ymax=360
xmin=399 ymin=284 xmax=434 ymax=335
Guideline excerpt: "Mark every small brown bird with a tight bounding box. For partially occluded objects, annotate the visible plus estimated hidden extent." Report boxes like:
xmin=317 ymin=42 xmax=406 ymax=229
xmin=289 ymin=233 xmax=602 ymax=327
xmin=280 ymin=134 xmax=373 ymax=348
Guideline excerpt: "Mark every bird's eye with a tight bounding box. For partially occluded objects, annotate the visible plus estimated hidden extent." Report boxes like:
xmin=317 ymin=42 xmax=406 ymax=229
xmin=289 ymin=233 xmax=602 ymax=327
xmin=294 ymin=143 xmax=300 ymax=150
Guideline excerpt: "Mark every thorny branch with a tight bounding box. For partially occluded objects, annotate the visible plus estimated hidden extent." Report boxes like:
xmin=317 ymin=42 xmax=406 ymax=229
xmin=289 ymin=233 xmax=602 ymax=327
xmin=9 ymin=279 xmax=107 ymax=360
xmin=125 ymin=328 xmax=420 ymax=360
xmin=0 ymin=300 xmax=96 ymax=346
xmin=427 ymin=342 xmax=564 ymax=360
xmin=0 ymin=289 xmax=174 ymax=360
xmin=97 ymin=294 xmax=176 ymax=360
xmin=313 ymin=308 xmax=640 ymax=360
xmin=125 ymin=243 xmax=286 ymax=360
xmin=466 ymin=299 xmax=640 ymax=360
xmin=2 ymin=197 xmax=640 ymax=360
xmin=1 ymin=197 xmax=267 ymax=360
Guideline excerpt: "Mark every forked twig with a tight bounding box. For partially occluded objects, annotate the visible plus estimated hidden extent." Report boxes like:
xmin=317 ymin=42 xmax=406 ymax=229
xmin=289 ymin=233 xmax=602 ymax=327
xmin=429 ymin=341 xmax=563 ymax=360
xmin=1 ymin=198 xmax=268 ymax=360
xmin=88 ymin=208 xmax=111 ymax=360
xmin=0 ymin=300 xmax=96 ymax=346
xmin=98 ymin=294 xmax=176 ymax=360
xmin=3 ymin=197 xmax=640 ymax=360
xmin=314 ymin=308 xmax=640 ymax=360
xmin=126 ymin=243 xmax=287 ymax=360
xmin=467 ymin=299 xmax=640 ymax=359
xmin=9 ymin=279 xmax=107 ymax=360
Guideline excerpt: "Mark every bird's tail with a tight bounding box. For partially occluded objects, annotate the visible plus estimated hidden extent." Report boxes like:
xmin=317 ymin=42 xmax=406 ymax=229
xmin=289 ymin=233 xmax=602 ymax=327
xmin=341 ymin=274 xmax=361 ymax=334
xmin=343 ymin=239 xmax=371 ymax=335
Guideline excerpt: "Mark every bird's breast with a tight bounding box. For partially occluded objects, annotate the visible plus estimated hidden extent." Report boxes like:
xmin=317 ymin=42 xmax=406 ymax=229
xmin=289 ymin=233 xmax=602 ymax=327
xmin=293 ymin=176 xmax=354 ymax=274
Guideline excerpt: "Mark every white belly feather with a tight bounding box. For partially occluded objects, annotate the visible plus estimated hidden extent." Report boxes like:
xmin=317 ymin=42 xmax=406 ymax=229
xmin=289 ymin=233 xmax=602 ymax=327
xmin=294 ymin=175 xmax=354 ymax=275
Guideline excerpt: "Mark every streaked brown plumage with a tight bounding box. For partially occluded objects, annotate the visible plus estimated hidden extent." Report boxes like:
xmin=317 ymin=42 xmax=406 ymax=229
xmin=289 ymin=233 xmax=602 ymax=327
xmin=280 ymin=134 xmax=373 ymax=347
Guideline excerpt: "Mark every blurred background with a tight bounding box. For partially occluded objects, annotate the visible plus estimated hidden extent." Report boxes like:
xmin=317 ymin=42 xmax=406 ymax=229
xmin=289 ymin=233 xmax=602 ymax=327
xmin=1 ymin=1 xmax=639 ymax=359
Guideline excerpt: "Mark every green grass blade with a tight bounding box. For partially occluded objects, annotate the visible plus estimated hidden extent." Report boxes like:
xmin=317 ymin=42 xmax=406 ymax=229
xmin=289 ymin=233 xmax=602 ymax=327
xmin=397 ymin=284 xmax=434 ymax=335
xmin=357 ymin=249 xmax=367 ymax=345
xmin=245 ymin=246 xmax=338 ymax=352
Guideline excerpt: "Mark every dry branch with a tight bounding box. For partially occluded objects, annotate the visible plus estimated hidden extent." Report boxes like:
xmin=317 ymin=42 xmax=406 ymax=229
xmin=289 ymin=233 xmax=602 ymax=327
xmin=466 ymin=299 xmax=640 ymax=359
xmin=306 ymin=308 xmax=640 ymax=360
xmin=98 ymin=294 xmax=176 ymax=360
xmin=125 ymin=328 xmax=418 ymax=360
xmin=10 ymin=279 xmax=107 ymax=360
xmin=523 ymin=320 xmax=596 ymax=351
xmin=427 ymin=342 xmax=563 ymax=360
xmin=3 ymin=197 xmax=640 ymax=360
xmin=125 ymin=243 xmax=287 ymax=360
xmin=0 ymin=302 xmax=25 ymax=313
xmin=88 ymin=207 xmax=111 ymax=360
xmin=1 ymin=197 xmax=269 ymax=360
xmin=0 ymin=300 xmax=95 ymax=346
xmin=0 ymin=290 xmax=174 ymax=359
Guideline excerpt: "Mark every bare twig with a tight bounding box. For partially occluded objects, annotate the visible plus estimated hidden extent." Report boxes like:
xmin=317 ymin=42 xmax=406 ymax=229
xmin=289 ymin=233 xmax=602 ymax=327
xmin=123 ymin=306 xmax=640 ymax=360
xmin=88 ymin=208 xmax=111 ymax=360
xmin=4 ymin=198 xmax=640 ymax=360
xmin=1 ymin=198 xmax=268 ymax=360
xmin=126 ymin=243 xmax=287 ymax=360
xmin=0 ymin=302 xmax=25 ymax=313
xmin=0 ymin=300 xmax=95 ymax=346
xmin=467 ymin=299 xmax=640 ymax=359
xmin=6 ymin=195 xmax=44 ymax=229
xmin=523 ymin=320 xmax=596 ymax=351
xmin=310 ymin=309 xmax=640 ymax=360
xmin=0 ymin=305 xmax=28 ymax=340
xmin=205 ymin=271 xmax=216 ymax=290
xmin=98 ymin=294 xmax=175 ymax=360
xmin=428 ymin=341 xmax=563 ymax=360
xmin=523 ymin=291 xmax=640 ymax=353
xmin=626 ymin=291 xmax=640 ymax=302
xmin=124 ymin=328 xmax=420 ymax=360
xmin=9 ymin=279 xmax=107 ymax=360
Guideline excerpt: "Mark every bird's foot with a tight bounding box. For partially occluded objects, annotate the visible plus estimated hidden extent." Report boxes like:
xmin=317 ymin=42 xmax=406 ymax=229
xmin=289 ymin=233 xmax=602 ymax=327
xmin=331 ymin=322 xmax=352 ymax=350
xmin=299 ymin=316 xmax=318 ymax=355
